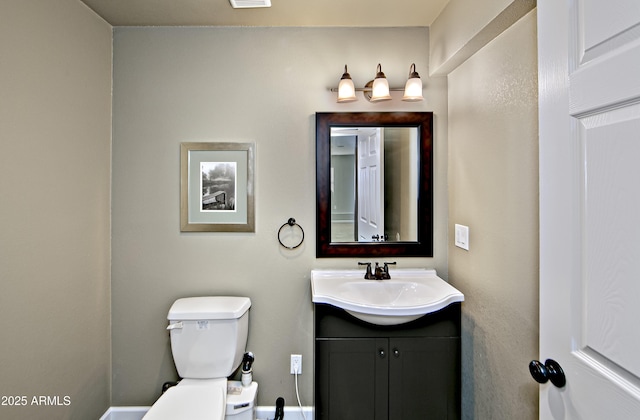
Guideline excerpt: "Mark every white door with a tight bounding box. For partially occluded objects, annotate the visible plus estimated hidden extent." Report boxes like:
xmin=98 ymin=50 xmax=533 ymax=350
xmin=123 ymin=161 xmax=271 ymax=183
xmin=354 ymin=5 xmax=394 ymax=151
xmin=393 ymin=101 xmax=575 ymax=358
xmin=538 ymin=0 xmax=640 ymax=417
xmin=357 ymin=128 xmax=384 ymax=242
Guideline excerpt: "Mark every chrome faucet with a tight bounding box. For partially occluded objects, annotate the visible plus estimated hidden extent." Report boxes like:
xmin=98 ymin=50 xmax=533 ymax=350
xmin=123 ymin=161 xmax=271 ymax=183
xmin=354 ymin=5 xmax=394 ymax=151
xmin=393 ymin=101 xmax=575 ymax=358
xmin=359 ymin=262 xmax=396 ymax=280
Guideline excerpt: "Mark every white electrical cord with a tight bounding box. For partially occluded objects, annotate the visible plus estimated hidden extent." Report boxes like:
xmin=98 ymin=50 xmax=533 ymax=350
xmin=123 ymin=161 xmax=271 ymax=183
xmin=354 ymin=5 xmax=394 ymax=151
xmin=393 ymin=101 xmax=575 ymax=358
xmin=294 ymin=370 xmax=308 ymax=420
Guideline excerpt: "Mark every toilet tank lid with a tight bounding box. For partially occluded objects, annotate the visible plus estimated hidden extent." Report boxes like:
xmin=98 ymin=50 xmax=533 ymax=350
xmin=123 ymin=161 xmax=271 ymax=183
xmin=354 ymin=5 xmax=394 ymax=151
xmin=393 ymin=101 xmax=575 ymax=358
xmin=168 ymin=297 xmax=251 ymax=320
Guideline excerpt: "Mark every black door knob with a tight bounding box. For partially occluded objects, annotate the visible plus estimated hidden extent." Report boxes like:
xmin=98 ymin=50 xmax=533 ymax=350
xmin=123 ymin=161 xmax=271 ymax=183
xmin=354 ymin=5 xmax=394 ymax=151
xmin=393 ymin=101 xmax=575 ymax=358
xmin=529 ymin=359 xmax=566 ymax=388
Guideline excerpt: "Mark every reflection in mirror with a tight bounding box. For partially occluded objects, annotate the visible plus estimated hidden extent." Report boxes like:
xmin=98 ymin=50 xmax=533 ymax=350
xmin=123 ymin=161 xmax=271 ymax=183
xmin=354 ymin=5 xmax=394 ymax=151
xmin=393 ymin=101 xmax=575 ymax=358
xmin=316 ymin=112 xmax=433 ymax=258
xmin=330 ymin=127 xmax=418 ymax=243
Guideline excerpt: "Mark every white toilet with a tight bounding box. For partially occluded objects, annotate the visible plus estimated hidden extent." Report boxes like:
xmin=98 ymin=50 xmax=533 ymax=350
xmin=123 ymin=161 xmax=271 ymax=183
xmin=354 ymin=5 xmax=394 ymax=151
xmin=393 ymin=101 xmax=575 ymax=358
xmin=143 ymin=296 xmax=258 ymax=420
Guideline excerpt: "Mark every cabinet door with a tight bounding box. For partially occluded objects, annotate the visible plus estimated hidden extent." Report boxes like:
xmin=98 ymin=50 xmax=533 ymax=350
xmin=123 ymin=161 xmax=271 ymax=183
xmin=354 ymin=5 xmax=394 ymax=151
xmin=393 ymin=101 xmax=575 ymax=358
xmin=316 ymin=338 xmax=389 ymax=420
xmin=389 ymin=337 xmax=460 ymax=420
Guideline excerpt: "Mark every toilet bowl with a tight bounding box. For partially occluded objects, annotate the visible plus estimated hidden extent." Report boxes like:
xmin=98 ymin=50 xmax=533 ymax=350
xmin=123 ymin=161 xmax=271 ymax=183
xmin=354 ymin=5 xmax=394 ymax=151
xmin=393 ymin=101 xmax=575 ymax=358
xmin=143 ymin=297 xmax=257 ymax=420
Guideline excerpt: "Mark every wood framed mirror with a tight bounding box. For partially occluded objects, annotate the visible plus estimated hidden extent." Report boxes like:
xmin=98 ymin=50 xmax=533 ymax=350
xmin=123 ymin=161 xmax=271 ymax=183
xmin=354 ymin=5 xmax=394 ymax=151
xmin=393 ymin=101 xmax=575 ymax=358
xmin=316 ymin=112 xmax=433 ymax=258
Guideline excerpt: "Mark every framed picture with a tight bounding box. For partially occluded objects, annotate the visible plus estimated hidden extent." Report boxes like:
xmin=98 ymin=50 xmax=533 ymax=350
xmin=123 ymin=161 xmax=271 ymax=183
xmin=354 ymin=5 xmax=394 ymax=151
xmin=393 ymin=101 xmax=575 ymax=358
xmin=180 ymin=142 xmax=255 ymax=232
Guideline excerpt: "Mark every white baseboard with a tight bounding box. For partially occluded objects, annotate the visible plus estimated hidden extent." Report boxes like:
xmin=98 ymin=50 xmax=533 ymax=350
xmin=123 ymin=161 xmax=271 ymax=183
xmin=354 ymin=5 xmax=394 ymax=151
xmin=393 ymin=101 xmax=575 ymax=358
xmin=99 ymin=407 xmax=149 ymax=420
xmin=100 ymin=406 xmax=314 ymax=420
xmin=256 ymin=406 xmax=314 ymax=420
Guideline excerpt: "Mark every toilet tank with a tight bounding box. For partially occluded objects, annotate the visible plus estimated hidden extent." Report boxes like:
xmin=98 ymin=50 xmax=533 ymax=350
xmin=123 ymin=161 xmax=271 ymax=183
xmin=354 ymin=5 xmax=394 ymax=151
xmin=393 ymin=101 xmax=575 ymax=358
xmin=167 ymin=296 xmax=251 ymax=379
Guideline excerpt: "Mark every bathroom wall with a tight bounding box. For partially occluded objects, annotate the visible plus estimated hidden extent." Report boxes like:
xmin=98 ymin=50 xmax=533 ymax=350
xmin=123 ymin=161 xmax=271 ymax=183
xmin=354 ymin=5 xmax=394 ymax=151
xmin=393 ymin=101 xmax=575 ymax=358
xmin=447 ymin=10 xmax=539 ymax=419
xmin=111 ymin=27 xmax=449 ymax=407
xmin=429 ymin=0 xmax=536 ymax=75
xmin=0 ymin=0 xmax=112 ymax=419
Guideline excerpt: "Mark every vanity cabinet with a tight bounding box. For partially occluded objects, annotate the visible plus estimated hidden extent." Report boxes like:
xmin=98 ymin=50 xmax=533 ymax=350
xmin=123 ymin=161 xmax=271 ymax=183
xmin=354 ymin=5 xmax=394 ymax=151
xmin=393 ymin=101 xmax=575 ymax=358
xmin=314 ymin=303 xmax=461 ymax=420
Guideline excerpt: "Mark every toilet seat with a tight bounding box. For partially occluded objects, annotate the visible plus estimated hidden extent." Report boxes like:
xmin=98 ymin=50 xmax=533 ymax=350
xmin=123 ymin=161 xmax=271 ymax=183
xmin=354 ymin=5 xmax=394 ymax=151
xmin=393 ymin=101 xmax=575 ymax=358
xmin=143 ymin=378 xmax=227 ymax=420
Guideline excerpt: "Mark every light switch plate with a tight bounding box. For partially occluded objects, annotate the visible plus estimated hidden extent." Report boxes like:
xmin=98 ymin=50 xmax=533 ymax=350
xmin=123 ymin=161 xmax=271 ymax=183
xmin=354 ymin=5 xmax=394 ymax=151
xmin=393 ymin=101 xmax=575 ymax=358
xmin=455 ymin=224 xmax=469 ymax=250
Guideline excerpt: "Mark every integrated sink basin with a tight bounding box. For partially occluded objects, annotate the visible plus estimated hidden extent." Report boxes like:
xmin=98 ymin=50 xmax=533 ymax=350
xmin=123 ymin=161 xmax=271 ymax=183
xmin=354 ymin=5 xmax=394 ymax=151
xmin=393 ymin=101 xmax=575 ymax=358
xmin=311 ymin=268 xmax=464 ymax=325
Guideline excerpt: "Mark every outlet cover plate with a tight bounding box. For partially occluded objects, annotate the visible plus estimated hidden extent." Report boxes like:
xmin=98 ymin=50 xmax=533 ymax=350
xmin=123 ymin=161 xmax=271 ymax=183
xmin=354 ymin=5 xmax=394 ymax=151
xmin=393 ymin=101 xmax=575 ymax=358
xmin=455 ymin=224 xmax=469 ymax=250
xmin=290 ymin=354 xmax=302 ymax=374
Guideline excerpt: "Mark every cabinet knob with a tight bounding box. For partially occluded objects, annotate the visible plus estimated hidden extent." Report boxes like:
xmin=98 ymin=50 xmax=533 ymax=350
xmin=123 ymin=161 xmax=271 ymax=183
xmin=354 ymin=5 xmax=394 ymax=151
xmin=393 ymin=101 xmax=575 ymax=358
xmin=378 ymin=349 xmax=386 ymax=358
xmin=392 ymin=348 xmax=400 ymax=358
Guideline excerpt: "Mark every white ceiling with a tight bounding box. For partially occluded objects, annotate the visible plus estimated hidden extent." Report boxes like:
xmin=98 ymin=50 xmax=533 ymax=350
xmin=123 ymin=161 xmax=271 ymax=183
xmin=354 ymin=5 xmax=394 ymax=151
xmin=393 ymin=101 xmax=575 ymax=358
xmin=80 ymin=0 xmax=450 ymax=27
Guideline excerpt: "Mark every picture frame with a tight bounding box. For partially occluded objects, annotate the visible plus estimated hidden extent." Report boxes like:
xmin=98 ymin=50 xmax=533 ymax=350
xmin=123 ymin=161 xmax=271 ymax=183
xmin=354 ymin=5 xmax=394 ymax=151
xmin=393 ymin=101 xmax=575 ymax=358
xmin=180 ymin=142 xmax=255 ymax=232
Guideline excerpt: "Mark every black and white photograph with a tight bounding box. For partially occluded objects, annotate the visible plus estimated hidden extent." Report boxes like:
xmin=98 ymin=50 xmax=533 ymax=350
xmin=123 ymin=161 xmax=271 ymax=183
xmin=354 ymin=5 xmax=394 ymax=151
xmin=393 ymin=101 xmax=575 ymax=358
xmin=200 ymin=162 xmax=237 ymax=212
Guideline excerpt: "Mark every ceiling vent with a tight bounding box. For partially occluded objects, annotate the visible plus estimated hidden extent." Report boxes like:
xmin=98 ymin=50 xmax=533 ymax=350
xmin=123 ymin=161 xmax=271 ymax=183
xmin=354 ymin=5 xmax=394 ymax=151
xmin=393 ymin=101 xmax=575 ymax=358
xmin=229 ymin=0 xmax=271 ymax=8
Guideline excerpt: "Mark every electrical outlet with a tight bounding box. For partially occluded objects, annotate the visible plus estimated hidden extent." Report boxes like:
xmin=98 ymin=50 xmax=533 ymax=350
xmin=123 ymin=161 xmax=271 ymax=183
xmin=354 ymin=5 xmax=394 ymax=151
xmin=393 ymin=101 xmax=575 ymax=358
xmin=290 ymin=354 xmax=302 ymax=374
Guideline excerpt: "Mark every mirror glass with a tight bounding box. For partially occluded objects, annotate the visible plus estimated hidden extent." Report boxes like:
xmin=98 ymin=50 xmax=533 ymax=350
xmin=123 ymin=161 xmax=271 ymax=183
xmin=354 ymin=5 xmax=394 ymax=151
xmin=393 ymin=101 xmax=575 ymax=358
xmin=330 ymin=126 xmax=418 ymax=243
xmin=316 ymin=112 xmax=433 ymax=258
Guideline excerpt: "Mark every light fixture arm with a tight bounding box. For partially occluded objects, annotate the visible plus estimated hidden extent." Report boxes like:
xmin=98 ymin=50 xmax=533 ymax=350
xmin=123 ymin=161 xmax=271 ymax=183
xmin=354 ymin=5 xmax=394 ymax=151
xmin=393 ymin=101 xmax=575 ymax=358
xmin=408 ymin=63 xmax=419 ymax=79
xmin=340 ymin=65 xmax=352 ymax=81
xmin=329 ymin=87 xmax=407 ymax=93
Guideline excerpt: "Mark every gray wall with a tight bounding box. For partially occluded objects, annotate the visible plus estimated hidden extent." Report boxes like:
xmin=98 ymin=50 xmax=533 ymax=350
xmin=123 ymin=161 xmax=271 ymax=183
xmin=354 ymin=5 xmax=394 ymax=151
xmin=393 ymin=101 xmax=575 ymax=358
xmin=0 ymin=0 xmax=112 ymax=419
xmin=447 ymin=10 xmax=539 ymax=419
xmin=111 ymin=26 xmax=449 ymax=407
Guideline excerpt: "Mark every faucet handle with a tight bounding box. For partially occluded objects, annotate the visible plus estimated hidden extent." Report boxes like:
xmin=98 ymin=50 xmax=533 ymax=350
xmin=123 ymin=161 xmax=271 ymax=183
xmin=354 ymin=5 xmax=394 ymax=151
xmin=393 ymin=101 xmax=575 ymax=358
xmin=358 ymin=262 xmax=374 ymax=279
xmin=381 ymin=262 xmax=396 ymax=279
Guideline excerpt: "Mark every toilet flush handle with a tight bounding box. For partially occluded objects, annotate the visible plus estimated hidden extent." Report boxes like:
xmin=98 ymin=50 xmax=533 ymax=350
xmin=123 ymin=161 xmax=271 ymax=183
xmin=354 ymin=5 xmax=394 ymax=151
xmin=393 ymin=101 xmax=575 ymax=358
xmin=166 ymin=322 xmax=184 ymax=330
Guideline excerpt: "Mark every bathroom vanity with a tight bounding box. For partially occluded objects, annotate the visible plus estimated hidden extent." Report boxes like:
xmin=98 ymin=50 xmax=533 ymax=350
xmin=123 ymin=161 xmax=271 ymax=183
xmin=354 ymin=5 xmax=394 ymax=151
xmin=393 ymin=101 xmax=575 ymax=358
xmin=314 ymin=303 xmax=461 ymax=420
xmin=311 ymin=269 xmax=462 ymax=420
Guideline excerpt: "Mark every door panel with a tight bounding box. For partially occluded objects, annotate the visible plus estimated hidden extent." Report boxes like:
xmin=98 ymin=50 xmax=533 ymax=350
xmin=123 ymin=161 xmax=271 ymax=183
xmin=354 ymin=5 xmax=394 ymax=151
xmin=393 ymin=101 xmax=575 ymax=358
xmin=357 ymin=128 xmax=384 ymax=241
xmin=539 ymin=0 xmax=640 ymax=417
xmin=581 ymin=0 xmax=640 ymax=58
xmin=582 ymin=107 xmax=640 ymax=379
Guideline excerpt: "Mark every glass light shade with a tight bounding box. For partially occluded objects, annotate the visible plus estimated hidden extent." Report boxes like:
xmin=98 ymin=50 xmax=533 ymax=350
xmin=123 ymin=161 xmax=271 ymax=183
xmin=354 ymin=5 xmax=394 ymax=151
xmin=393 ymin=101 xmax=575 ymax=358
xmin=337 ymin=65 xmax=357 ymax=103
xmin=338 ymin=78 xmax=357 ymax=103
xmin=370 ymin=64 xmax=391 ymax=102
xmin=402 ymin=77 xmax=423 ymax=101
xmin=402 ymin=63 xmax=424 ymax=102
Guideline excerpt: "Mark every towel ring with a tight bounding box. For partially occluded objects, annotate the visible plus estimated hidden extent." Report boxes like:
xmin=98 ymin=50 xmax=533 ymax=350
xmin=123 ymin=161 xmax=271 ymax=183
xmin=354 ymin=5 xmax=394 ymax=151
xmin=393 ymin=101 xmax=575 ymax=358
xmin=278 ymin=218 xmax=304 ymax=249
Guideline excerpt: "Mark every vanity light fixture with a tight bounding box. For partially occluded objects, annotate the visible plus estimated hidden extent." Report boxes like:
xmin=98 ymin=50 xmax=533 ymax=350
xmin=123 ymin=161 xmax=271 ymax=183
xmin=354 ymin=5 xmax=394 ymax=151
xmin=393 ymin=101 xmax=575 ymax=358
xmin=331 ymin=63 xmax=425 ymax=103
